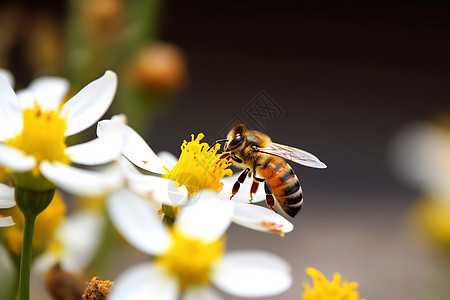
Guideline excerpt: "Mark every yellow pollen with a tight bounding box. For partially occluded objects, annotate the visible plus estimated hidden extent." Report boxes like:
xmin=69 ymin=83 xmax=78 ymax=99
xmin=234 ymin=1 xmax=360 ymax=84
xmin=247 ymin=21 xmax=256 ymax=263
xmin=163 ymin=133 xmax=232 ymax=195
xmin=4 ymin=191 xmax=66 ymax=255
xmin=258 ymin=221 xmax=285 ymax=237
xmin=156 ymin=228 xmax=225 ymax=290
xmin=302 ymin=268 xmax=365 ymax=300
xmin=5 ymin=102 xmax=69 ymax=176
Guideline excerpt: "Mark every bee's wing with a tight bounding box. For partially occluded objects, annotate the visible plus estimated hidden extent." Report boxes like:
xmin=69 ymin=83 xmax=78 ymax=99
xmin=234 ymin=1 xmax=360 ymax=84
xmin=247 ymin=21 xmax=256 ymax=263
xmin=257 ymin=142 xmax=327 ymax=169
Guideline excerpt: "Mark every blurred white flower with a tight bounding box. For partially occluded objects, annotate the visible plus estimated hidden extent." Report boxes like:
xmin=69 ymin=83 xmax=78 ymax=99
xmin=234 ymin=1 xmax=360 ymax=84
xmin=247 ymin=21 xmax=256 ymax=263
xmin=392 ymin=121 xmax=450 ymax=250
xmin=0 ymin=185 xmax=15 ymax=227
xmin=391 ymin=122 xmax=450 ymax=197
xmin=0 ymin=70 xmax=123 ymax=195
xmin=32 ymin=210 xmax=105 ymax=275
xmin=107 ymin=190 xmax=292 ymax=299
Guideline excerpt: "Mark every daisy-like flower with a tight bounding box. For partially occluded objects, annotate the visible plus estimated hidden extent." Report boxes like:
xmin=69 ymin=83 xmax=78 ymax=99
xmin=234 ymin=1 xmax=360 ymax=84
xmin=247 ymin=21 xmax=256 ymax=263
xmin=392 ymin=121 xmax=450 ymax=251
xmin=302 ymin=268 xmax=365 ymax=300
xmin=107 ymin=190 xmax=292 ymax=299
xmin=0 ymin=70 xmax=123 ymax=195
xmin=97 ymin=119 xmax=294 ymax=235
xmin=0 ymin=185 xmax=15 ymax=227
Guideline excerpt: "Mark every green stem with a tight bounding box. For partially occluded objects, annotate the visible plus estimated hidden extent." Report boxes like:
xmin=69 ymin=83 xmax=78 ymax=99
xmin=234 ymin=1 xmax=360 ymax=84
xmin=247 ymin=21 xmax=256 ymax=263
xmin=14 ymin=186 xmax=55 ymax=300
xmin=18 ymin=214 xmax=36 ymax=300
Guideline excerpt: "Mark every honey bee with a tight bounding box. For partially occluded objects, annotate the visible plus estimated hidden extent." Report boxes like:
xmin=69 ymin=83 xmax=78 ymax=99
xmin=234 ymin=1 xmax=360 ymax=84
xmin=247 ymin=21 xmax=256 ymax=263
xmin=218 ymin=124 xmax=326 ymax=217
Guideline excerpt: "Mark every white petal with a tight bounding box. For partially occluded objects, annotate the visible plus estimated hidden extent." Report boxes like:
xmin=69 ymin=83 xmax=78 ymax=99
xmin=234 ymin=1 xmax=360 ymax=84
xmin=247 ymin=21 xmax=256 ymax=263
xmin=19 ymin=77 xmax=69 ymax=110
xmin=219 ymin=173 xmax=266 ymax=203
xmin=15 ymin=90 xmax=35 ymax=110
xmin=62 ymin=71 xmax=117 ymax=136
xmin=212 ymin=250 xmax=292 ymax=298
xmin=96 ymin=114 xmax=127 ymax=130
xmin=126 ymin=172 xmax=189 ymax=206
xmin=157 ymin=151 xmax=178 ymax=169
xmin=0 ymin=216 xmax=14 ymax=227
xmin=107 ymin=189 xmax=170 ymax=255
xmin=40 ymin=161 xmax=123 ymax=196
xmin=0 ymin=75 xmax=22 ymax=141
xmin=66 ymin=118 xmax=124 ymax=165
xmin=98 ymin=120 xmax=166 ymax=173
xmin=183 ymin=286 xmax=224 ymax=300
xmin=0 ymin=144 xmax=36 ymax=172
xmin=66 ymin=137 xmax=122 ymax=165
xmin=0 ymin=184 xmax=14 ymax=206
xmin=117 ymin=155 xmax=188 ymax=206
xmin=109 ymin=263 xmax=179 ymax=300
xmin=0 ymin=184 xmax=15 ymax=227
xmin=0 ymin=69 xmax=14 ymax=88
xmin=232 ymin=202 xmax=293 ymax=234
xmin=117 ymin=155 xmax=142 ymax=176
xmin=0 ymin=199 xmax=15 ymax=209
xmin=57 ymin=211 xmax=104 ymax=272
xmin=175 ymin=191 xmax=233 ymax=242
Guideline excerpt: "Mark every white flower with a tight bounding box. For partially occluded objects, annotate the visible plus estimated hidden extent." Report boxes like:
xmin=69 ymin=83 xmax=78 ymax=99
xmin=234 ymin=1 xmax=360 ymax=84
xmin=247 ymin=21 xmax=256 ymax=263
xmin=97 ymin=120 xmax=294 ymax=235
xmin=32 ymin=210 xmax=104 ymax=274
xmin=0 ymin=70 xmax=123 ymax=195
xmin=107 ymin=189 xmax=292 ymax=299
xmin=391 ymin=122 xmax=450 ymax=197
xmin=0 ymin=185 xmax=15 ymax=227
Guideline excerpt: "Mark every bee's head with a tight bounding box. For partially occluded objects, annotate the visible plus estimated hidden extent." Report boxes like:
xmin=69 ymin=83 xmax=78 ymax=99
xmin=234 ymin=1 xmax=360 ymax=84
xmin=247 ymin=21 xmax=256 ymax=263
xmin=225 ymin=124 xmax=246 ymax=151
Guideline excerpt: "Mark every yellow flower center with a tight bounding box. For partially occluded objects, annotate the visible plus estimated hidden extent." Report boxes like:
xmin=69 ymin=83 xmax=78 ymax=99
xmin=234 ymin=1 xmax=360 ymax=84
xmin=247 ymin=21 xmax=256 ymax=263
xmin=410 ymin=195 xmax=450 ymax=250
xmin=4 ymin=191 xmax=66 ymax=255
xmin=156 ymin=228 xmax=225 ymax=290
xmin=5 ymin=102 xmax=69 ymax=175
xmin=302 ymin=267 xmax=365 ymax=300
xmin=163 ymin=133 xmax=232 ymax=195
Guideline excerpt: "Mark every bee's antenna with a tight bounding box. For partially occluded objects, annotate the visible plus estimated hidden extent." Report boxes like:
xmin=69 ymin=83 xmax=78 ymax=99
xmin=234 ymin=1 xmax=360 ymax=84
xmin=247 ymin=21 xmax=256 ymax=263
xmin=208 ymin=139 xmax=228 ymax=151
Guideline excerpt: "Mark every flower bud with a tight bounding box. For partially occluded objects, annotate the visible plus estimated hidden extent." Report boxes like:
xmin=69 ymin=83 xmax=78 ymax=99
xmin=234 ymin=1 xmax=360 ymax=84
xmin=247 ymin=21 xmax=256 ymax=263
xmin=132 ymin=42 xmax=187 ymax=93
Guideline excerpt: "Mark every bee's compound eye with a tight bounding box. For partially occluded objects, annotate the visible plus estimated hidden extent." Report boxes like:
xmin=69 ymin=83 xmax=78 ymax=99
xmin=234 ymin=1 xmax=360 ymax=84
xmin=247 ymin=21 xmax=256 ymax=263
xmin=228 ymin=134 xmax=243 ymax=149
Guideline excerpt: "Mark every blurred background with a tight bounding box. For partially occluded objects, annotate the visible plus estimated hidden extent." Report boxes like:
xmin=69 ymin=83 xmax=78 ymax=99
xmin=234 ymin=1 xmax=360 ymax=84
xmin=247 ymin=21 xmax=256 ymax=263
xmin=1 ymin=0 xmax=450 ymax=299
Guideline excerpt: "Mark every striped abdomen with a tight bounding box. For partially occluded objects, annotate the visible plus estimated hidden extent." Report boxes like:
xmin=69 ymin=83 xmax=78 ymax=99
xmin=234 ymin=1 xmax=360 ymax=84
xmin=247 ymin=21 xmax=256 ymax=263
xmin=259 ymin=158 xmax=303 ymax=217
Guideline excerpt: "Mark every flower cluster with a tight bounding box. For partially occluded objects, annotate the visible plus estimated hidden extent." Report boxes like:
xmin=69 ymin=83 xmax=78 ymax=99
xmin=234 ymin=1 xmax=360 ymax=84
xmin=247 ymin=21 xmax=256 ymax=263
xmin=0 ymin=69 xmax=362 ymax=300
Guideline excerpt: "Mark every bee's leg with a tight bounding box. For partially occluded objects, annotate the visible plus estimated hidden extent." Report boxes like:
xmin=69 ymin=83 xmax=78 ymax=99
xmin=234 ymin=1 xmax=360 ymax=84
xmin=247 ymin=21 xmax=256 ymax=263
xmin=230 ymin=168 xmax=250 ymax=200
xmin=249 ymin=180 xmax=259 ymax=203
xmin=232 ymin=155 xmax=243 ymax=163
xmin=264 ymin=180 xmax=278 ymax=214
xmin=250 ymin=176 xmax=264 ymax=203
xmin=219 ymin=152 xmax=232 ymax=160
